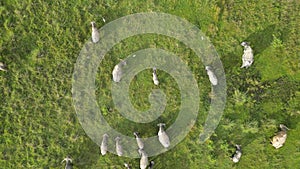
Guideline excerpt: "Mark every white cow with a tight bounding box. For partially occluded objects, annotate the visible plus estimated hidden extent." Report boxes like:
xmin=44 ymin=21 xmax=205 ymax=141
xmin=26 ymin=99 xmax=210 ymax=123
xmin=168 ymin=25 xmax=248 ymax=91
xmin=148 ymin=161 xmax=155 ymax=169
xmin=0 ymin=62 xmax=7 ymax=71
xmin=91 ymin=21 xmax=100 ymax=43
xmin=138 ymin=149 xmax=149 ymax=169
xmin=157 ymin=123 xmax=170 ymax=148
xmin=231 ymin=145 xmax=242 ymax=163
xmin=205 ymin=66 xmax=218 ymax=86
xmin=61 ymin=156 xmax=73 ymax=169
xmin=100 ymin=133 xmax=108 ymax=155
xmin=271 ymin=124 xmax=289 ymax=149
xmin=134 ymin=132 xmax=144 ymax=149
xmin=115 ymin=137 xmax=123 ymax=156
xmin=124 ymin=163 xmax=131 ymax=169
xmin=152 ymin=67 xmax=159 ymax=85
xmin=240 ymin=42 xmax=254 ymax=68
xmin=112 ymin=61 xmax=127 ymax=82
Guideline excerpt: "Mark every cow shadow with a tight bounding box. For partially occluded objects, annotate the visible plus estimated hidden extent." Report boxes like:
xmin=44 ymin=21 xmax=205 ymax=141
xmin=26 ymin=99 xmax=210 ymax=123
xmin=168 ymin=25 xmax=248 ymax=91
xmin=245 ymin=24 xmax=277 ymax=55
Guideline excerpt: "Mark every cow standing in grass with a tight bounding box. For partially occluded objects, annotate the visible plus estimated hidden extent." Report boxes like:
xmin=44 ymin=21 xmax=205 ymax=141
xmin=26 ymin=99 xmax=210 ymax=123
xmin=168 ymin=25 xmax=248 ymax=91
xmin=157 ymin=123 xmax=170 ymax=148
xmin=231 ymin=145 xmax=242 ymax=163
xmin=240 ymin=42 xmax=254 ymax=68
xmin=205 ymin=66 xmax=218 ymax=86
xmin=115 ymin=137 xmax=123 ymax=156
xmin=138 ymin=149 xmax=149 ymax=169
xmin=152 ymin=67 xmax=159 ymax=85
xmin=100 ymin=133 xmax=109 ymax=155
xmin=124 ymin=163 xmax=131 ymax=169
xmin=0 ymin=62 xmax=7 ymax=71
xmin=148 ymin=161 xmax=155 ymax=169
xmin=271 ymin=124 xmax=289 ymax=149
xmin=134 ymin=132 xmax=144 ymax=149
xmin=61 ymin=156 xmax=73 ymax=169
xmin=91 ymin=21 xmax=100 ymax=43
xmin=112 ymin=61 xmax=127 ymax=82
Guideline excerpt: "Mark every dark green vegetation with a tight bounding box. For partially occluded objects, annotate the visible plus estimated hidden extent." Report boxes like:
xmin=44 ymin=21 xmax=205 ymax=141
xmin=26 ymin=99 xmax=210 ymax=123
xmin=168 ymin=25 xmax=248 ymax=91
xmin=1 ymin=0 xmax=299 ymax=168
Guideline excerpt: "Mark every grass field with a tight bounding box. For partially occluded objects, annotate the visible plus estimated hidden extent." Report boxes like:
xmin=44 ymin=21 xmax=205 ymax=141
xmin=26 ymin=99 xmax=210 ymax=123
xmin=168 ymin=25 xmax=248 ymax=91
xmin=1 ymin=0 xmax=300 ymax=168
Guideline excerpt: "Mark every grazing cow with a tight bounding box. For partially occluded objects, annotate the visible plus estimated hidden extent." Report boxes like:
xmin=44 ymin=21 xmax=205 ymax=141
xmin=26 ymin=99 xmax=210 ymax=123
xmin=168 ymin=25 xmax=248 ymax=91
xmin=102 ymin=17 xmax=106 ymax=23
xmin=231 ymin=144 xmax=242 ymax=163
xmin=271 ymin=124 xmax=289 ymax=149
xmin=100 ymin=133 xmax=108 ymax=155
xmin=157 ymin=123 xmax=170 ymax=148
xmin=152 ymin=67 xmax=159 ymax=85
xmin=112 ymin=60 xmax=127 ymax=82
xmin=91 ymin=21 xmax=100 ymax=43
xmin=124 ymin=162 xmax=131 ymax=169
xmin=148 ymin=161 xmax=155 ymax=169
xmin=61 ymin=156 xmax=73 ymax=169
xmin=115 ymin=137 xmax=123 ymax=156
xmin=0 ymin=62 xmax=7 ymax=71
xmin=205 ymin=66 xmax=218 ymax=86
xmin=134 ymin=132 xmax=144 ymax=149
xmin=138 ymin=149 xmax=149 ymax=169
xmin=240 ymin=42 xmax=254 ymax=68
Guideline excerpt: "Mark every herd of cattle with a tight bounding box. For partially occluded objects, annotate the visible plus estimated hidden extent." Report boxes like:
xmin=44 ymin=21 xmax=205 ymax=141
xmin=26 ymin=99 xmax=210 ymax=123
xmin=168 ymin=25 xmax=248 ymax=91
xmin=0 ymin=20 xmax=289 ymax=169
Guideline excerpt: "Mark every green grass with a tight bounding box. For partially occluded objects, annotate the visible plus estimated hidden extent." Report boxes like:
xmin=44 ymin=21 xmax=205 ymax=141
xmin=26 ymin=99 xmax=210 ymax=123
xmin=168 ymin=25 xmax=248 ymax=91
xmin=1 ymin=0 xmax=299 ymax=168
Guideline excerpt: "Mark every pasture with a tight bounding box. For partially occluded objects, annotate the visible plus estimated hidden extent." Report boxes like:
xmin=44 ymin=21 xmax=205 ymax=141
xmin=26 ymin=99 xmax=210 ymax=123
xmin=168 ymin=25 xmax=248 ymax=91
xmin=0 ymin=0 xmax=299 ymax=168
